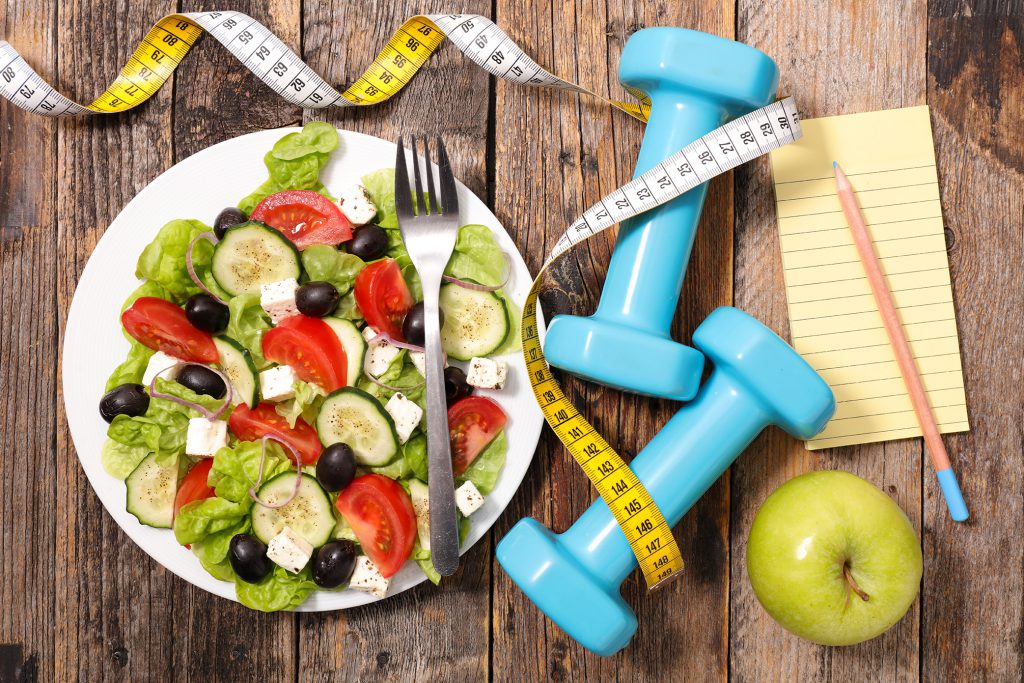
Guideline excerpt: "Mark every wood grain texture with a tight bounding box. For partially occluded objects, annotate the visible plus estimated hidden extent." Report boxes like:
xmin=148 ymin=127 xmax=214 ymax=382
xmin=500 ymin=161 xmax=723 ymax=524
xmin=489 ymin=1 xmax=735 ymax=681
xmin=297 ymin=2 xmax=493 ymax=681
xmin=730 ymin=2 xmax=926 ymax=682
xmin=925 ymin=4 xmax=1023 ymax=680
xmin=0 ymin=1 xmax=57 ymax=682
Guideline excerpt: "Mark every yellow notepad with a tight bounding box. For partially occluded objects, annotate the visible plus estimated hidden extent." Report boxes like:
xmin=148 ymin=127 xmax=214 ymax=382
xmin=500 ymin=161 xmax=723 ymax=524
xmin=769 ymin=106 xmax=969 ymax=449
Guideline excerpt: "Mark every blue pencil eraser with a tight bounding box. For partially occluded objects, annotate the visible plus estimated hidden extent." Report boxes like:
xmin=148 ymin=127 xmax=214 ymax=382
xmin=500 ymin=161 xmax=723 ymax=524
xmin=936 ymin=468 xmax=969 ymax=522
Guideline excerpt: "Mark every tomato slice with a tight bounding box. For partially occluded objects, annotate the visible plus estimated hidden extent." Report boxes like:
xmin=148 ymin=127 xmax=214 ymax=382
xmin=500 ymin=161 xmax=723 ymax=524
xmin=228 ymin=403 xmax=322 ymax=465
xmin=335 ymin=474 xmax=417 ymax=578
xmin=174 ymin=458 xmax=215 ymax=521
xmin=121 ymin=297 xmax=218 ymax=363
xmin=354 ymin=259 xmax=414 ymax=340
xmin=250 ymin=190 xmax=353 ymax=249
xmin=262 ymin=315 xmax=347 ymax=392
xmin=449 ymin=396 xmax=508 ymax=476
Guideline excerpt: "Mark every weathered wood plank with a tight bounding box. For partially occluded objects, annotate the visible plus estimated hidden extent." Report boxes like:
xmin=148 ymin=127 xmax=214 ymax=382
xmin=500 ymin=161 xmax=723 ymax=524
xmin=924 ymin=3 xmax=1023 ymax=680
xmin=168 ymin=2 xmax=302 ymax=681
xmin=297 ymin=3 xmax=492 ymax=681
xmin=491 ymin=1 xmax=735 ymax=680
xmin=0 ymin=1 xmax=57 ymax=681
xmin=730 ymin=1 xmax=926 ymax=681
xmin=53 ymin=2 xmax=178 ymax=681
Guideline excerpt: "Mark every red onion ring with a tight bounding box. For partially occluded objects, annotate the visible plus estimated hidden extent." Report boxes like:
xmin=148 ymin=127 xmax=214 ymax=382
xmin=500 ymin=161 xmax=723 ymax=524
xmin=362 ymin=332 xmax=426 ymax=392
xmin=148 ymin=362 xmax=233 ymax=421
xmin=248 ymin=435 xmax=304 ymax=509
xmin=186 ymin=232 xmax=228 ymax=305
xmin=368 ymin=329 xmax=424 ymax=353
xmin=362 ymin=368 xmax=424 ymax=394
xmin=441 ymin=251 xmax=511 ymax=292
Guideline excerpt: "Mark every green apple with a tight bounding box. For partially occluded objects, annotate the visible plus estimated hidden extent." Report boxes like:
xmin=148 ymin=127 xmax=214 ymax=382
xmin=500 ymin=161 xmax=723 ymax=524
xmin=746 ymin=470 xmax=922 ymax=646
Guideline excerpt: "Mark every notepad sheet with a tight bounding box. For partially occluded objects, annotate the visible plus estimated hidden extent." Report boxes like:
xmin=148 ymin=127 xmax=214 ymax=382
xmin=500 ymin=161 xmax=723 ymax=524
xmin=769 ymin=106 xmax=969 ymax=449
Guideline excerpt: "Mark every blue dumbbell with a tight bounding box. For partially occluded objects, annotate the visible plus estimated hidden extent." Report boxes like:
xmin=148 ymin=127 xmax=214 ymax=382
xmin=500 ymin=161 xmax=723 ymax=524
xmin=543 ymin=29 xmax=779 ymax=400
xmin=498 ymin=307 xmax=836 ymax=656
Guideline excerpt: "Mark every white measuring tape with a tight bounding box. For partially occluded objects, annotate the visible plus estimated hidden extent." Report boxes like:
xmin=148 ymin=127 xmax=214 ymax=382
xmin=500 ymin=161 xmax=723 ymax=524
xmin=0 ymin=9 xmax=802 ymax=589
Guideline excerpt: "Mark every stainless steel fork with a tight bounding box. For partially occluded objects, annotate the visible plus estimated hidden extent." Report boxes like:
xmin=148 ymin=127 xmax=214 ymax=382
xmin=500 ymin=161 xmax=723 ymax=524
xmin=394 ymin=135 xmax=461 ymax=576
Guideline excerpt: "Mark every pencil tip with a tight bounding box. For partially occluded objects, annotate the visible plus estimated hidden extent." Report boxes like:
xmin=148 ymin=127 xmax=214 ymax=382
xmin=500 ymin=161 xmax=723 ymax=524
xmin=833 ymin=160 xmax=838 ymax=169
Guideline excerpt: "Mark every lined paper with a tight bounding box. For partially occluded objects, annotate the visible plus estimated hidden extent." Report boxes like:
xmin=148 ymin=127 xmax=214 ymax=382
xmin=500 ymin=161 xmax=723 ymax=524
xmin=769 ymin=106 xmax=969 ymax=449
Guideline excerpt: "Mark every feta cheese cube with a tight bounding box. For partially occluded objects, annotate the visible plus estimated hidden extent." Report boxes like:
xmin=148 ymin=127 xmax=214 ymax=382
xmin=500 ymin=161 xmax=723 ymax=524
xmin=384 ymin=392 xmax=423 ymax=444
xmin=267 ymin=526 xmax=313 ymax=574
xmin=336 ymin=182 xmax=378 ymax=226
xmin=466 ymin=357 xmax=507 ymax=390
xmin=142 ymin=350 xmax=182 ymax=386
xmin=260 ymin=278 xmax=300 ymax=324
xmin=348 ymin=555 xmax=390 ymax=598
xmin=455 ymin=480 xmax=485 ymax=517
xmin=260 ymin=365 xmax=296 ymax=402
xmin=408 ymin=350 xmax=446 ymax=377
xmin=362 ymin=326 xmax=402 ymax=376
xmin=185 ymin=418 xmax=228 ymax=457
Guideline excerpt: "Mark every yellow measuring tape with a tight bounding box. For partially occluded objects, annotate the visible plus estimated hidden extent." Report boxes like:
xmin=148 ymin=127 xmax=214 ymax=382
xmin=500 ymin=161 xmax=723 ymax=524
xmin=1 ymin=10 xmax=802 ymax=590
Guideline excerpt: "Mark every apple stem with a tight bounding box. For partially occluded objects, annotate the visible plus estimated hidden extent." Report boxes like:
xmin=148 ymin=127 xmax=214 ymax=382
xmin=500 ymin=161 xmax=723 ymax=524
xmin=843 ymin=562 xmax=870 ymax=602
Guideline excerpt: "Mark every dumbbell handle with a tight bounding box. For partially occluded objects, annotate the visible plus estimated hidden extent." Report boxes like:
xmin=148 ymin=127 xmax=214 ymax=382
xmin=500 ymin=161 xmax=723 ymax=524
xmin=594 ymin=92 xmax=725 ymax=333
xmin=560 ymin=370 xmax=768 ymax=586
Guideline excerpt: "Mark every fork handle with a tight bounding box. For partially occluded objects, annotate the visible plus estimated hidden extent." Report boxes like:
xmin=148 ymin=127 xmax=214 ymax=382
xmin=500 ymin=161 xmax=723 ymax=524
xmin=422 ymin=285 xmax=461 ymax=576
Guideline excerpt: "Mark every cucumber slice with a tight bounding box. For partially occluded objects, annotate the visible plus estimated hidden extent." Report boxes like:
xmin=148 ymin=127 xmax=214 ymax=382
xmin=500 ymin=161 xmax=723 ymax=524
xmin=214 ymin=336 xmax=260 ymax=408
xmin=125 ymin=453 xmax=180 ymax=528
xmin=323 ymin=317 xmax=366 ymax=387
xmin=250 ymin=471 xmax=335 ymax=548
xmin=439 ymin=283 xmax=510 ymax=360
xmin=316 ymin=387 xmax=398 ymax=466
xmin=408 ymin=479 xmax=430 ymax=552
xmin=212 ymin=221 xmax=301 ymax=296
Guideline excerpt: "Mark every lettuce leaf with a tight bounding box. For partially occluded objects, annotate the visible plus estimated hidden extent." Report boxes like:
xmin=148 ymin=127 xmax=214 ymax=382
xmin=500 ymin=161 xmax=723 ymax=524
xmin=235 ymin=565 xmax=318 ymax=612
xmin=360 ymin=168 xmax=401 ymax=229
xmin=401 ymin=434 xmax=428 ymax=483
xmin=100 ymin=438 xmax=152 ymax=479
xmin=211 ymin=440 xmax=291 ymax=503
xmin=173 ymin=496 xmax=252 ymax=546
xmin=136 ymin=219 xmax=223 ymax=302
xmin=458 ymin=429 xmax=506 ymax=495
xmin=226 ymin=293 xmax=273 ymax=369
xmin=274 ymin=380 xmax=325 ymax=429
xmin=300 ymin=245 xmax=365 ymax=295
xmin=238 ymin=121 xmax=339 ymax=214
xmin=104 ymin=340 xmax=155 ymax=391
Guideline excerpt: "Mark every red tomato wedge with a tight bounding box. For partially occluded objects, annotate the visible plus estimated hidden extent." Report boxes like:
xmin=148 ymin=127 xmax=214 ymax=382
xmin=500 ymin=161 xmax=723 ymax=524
xmin=353 ymin=259 xmax=414 ymax=340
xmin=174 ymin=458 xmax=215 ymax=520
xmin=449 ymin=396 xmax=508 ymax=476
xmin=121 ymin=297 xmax=218 ymax=363
xmin=262 ymin=315 xmax=347 ymax=392
xmin=250 ymin=190 xmax=353 ymax=249
xmin=228 ymin=403 xmax=322 ymax=465
xmin=335 ymin=474 xmax=417 ymax=578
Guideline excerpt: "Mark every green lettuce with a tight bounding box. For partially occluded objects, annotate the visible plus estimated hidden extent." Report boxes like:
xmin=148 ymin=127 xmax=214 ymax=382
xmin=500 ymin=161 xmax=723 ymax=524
xmin=192 ymin=516 xmax=251 ymax=581
xmin=458 ymin=430 xmax=507 ymax=495
xmin=235 ymin=565 xmax=318 ymax=612
xmin=274 ymin=380 xmax=325 ymax=429
xmin=333 ymin=291 xmax=363 ymax=323
xmin=107 ymin=378 xmax=226 ymax=466
xmin=238 ymin=121 xmax=339 ymax=214
xmin=211 ymin=440 xmax=291 ymax=503
xmin=402 ymin=434 xmax=428 ymax=483
xmin=447 ymin=224 xmax=506 ymax=285
xmin=360 ymin=168 xmax=401 ymax=229
xmin=301 ymin=245 xmax=365 ymax=295
xmin=104 ymin=341 xmax=155 ymax=391
xmin=226 ymin=293 xmax=272 ymax=369
xmin=136 ymin=218 xmax=223 ymax=301
xmin=174 ymin=496 xmax=252 ymax=546
xmin=100 ymin=438 xmax=151 ymax=479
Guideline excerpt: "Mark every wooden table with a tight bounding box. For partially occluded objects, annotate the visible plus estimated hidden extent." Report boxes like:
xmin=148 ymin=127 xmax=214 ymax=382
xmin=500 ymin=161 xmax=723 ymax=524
xmin=2 ymin=1 xmax=1021 ymax=680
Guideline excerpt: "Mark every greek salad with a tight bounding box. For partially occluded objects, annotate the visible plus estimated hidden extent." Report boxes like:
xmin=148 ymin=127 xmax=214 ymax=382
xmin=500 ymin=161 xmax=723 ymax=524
xmin=97 ymin=122 xmax=517 ymax=612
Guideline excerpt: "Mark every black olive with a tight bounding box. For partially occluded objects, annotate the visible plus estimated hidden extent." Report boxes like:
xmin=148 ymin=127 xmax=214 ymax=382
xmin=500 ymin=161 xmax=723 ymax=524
xmin=213 ymin=207 xmax=248 ymax=239
xmin=348 ymin=224 xmax=388 ymax=260
xmin=401 ymin=302 xmax=443 ymax=347
xmin=444 ymin=366 xmax=473 ymax=406
xmin=311 ymin=540 xmax=358 ymax=588
xmin=185 ymin=293 xmax=230 ymax=333
xmin=176 ymin=365 xmax=227 ymax=399
xmin=99 ymin=383 xmax=150 ymax=423
xmin=316 ymin=443 xmax=357 ymax=492
xmin=229 ymin=534 xmax=274 ymax=584
xmin=296 ymin=281 xmax=341 ymax=318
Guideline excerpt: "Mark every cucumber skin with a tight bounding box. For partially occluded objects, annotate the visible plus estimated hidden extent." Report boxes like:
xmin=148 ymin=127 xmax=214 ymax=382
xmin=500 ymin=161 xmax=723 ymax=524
xmin=250 ymin=471 xmax=335 ymax=548
xmin=323 ymin=317 xmax=366 ymax=388
xmin=316 ymin=386 xmax=399 ymax=466
xmin=125 ymin=453 xmax=180 ymax=529
xmin=214 ymin=336 xmax=260 ymax=408
xmin=212 ymin=221 xmax=302 ymax=296
xmin=439 ymin=284 xmax=510 ymax=361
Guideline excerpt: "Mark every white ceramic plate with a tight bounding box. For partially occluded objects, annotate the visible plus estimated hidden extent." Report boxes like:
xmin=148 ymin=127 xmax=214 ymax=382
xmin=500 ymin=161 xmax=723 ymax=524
xmin=62 ymin=127 xmax=543 ymax=610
